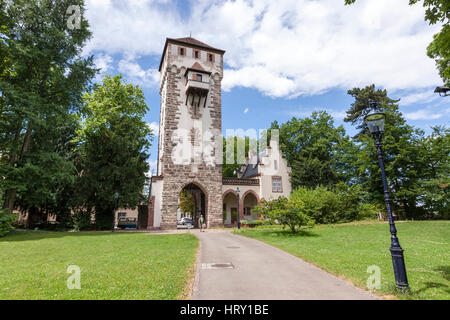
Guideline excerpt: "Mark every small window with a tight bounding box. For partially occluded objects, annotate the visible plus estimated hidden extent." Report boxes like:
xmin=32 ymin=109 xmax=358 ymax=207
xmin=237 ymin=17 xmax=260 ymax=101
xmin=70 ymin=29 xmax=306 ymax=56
xmin=195 ymin=50 xmax=200 ymax=59
xmin=196 ymin=74 xmax=202 ymax=82
xmin=208 ymin=53 xmax=214 ymax=62
xmin=272 ymin=177 xmax=282 ymax=193
xmin=179 ymin=47 xmax=185 ymax=56
xmin=274 ymin=160 xmax=278 ymax=170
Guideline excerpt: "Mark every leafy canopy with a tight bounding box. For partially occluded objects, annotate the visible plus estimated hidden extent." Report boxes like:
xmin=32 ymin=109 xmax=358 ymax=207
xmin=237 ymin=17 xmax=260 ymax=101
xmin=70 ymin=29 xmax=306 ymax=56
xmin=0 ymin=0 xmax=96 ymax=215
xmin=74 ymin=75 xmax=152 ymax=229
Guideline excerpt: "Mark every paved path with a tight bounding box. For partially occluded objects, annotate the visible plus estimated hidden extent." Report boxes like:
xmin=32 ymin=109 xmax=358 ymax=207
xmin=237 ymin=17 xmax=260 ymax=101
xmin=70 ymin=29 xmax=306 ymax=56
xmin=192 ymin=231 xmax=378 ymax=300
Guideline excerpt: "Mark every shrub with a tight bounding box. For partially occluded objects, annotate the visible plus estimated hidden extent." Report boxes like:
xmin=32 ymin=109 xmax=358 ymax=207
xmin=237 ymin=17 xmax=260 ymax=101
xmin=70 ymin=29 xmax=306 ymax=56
xmin=241 ymin=220 xmax=264 ymax=226
xmin=0 ymin=209 xmax=16 ymax=237
xmin=179 ymin=191 xmax=194 ymax=216
xmin=253 ymin=196 xmax=314 ymax=233
xmin=72 ymin=210 xmax=92 ymax=231
xmin=356 ymin=202 xmax=381 ymax=220
xmin=231 ymin=210 xmax=238 ymax=222
xmin=290 ymin=184 xmax=376 ymax=224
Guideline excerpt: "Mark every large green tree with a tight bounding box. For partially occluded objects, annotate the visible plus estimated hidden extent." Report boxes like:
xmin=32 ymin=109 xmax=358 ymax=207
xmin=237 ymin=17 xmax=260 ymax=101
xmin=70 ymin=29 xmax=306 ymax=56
xmin=345 ymin=0 xmax=450 ymax=86
xmin=12 ymin=113 xmax=81 ymax=227
xmin=74 ymin=75 xmax=152 ymax=229
xmin=273 ymin=111 xmax=357 ymax=189
xmin=414 ymin=126 xmax=449 ymax=218
xmin=345 ymin=84 xmax=448 ymax=219
xmin=0 ymin=0 xmax=96 ymax=217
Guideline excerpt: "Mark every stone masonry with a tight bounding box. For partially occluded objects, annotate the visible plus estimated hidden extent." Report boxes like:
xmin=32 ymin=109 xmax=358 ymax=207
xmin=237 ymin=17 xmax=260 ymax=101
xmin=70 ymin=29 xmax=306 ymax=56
xmin=156 ymin=38 xmax=225 ymax=229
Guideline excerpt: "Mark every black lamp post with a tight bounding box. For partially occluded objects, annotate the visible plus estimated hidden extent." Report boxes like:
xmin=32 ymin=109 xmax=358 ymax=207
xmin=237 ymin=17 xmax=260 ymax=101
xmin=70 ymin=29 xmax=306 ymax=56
xmin=365 ymin=107 xmax=409 ymax=291
xmin=236 ymin=187 xmax=241 ymax=230
xmin=112 ymin=191 xmax=119 ymax=233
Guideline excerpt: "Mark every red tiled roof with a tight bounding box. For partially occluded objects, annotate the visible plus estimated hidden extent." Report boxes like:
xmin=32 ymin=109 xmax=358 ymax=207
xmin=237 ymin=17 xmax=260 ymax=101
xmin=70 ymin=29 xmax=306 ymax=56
xmin=169 ymin=37 xmax=225 ymax=53
xmin=185 ymin=61 xmax=211 ymax=76
xmin=175 ymin=37 xmax=216 ymax=49
xmin=190 ymin=62 xmax=205 ymax=72
xmin=159 ymin=36 xmax=225 ymax=71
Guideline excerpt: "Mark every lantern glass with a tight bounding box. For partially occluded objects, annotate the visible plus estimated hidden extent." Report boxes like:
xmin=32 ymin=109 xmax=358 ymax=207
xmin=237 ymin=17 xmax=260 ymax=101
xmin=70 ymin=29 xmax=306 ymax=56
xmin=365 ymin=112 xmax=385 ymax=134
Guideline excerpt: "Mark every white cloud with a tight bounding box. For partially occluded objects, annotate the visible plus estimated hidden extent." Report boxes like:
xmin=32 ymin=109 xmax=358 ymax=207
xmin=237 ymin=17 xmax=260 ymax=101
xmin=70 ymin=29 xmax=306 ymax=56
xmin=147 ymin=121 xmax=160 ymax=136
xmin=118 ymin=55 xmax=160 ymax=88
xmin=93 ymin=53 xmax=113 ymax=82
xmin=398 ymin=89 xmax=439 ymax=106
xmin=404 ymin=107 xmax=450 ymax=121
xmin=404 ymin=109 xmax=442 ymax=120
xmin=244 ymin=108 xmax=249 ymax=114
xmin=223 ymin=66 xmax=297 ymax=97
xmin=84 ymin=0 xmax=182 ymax=56
xmin=84 ymin=0 xmax=442 ymax=98
xmin=148 ymin=159 xmax=158 ymax=176
xmin=94 ymin=53 xmax=113 ymax=73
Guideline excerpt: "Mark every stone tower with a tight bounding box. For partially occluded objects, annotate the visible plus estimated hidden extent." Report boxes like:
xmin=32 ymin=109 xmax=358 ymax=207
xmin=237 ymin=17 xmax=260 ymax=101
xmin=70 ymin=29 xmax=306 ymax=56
xmin=151 ymin=37 xmax=225 ymax=229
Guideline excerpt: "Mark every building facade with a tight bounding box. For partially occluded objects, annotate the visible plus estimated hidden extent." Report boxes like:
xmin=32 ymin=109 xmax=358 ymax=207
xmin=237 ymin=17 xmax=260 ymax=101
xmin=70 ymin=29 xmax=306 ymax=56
xmin=148 ymin=37 xmax=291 ymax=230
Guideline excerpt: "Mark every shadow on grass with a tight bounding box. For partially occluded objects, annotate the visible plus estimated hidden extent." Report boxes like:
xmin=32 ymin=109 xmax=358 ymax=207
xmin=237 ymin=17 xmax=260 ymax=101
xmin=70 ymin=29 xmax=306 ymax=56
xmin=0 ymin=230 xmax=145 ymax=242
xmin=413 ymin=281 xmax=450 ymax=296
xmin=240 ymin=227 xmax=319 ymax=238
xmin=436 ymin=266 xmax=450 ymax=281
xmin=390 ymin=267 xmax=450 ymax=298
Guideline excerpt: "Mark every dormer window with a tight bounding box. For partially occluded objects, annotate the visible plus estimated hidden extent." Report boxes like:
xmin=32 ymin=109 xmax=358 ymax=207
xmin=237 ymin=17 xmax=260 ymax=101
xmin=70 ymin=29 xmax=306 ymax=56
xmin=196 ymin=74 xmax=202 ymax=82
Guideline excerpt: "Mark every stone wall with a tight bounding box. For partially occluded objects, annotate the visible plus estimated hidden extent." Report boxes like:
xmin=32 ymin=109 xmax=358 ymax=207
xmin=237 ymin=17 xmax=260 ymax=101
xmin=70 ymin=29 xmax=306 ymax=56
xmin=157 ymin=42 xmax=224 ymax=230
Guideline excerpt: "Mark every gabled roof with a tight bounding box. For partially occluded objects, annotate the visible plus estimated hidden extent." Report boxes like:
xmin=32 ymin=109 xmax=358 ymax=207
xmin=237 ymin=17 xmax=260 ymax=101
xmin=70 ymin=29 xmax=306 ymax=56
xmin=174 ymin=37 xmax=217 ymax=49
xmin=159 ymin=37 xmax=225 ymax=71
xmin=190 ymin=62 xmax=205 ymax=72
xmin=185 ymin=62 xmax=211 ymax=76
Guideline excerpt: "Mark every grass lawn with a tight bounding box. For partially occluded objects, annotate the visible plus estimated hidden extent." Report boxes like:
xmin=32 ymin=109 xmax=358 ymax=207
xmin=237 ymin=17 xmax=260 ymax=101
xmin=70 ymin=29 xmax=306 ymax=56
xmin=0 ymin=231 xmax=198 ymax=300
xmin=235 ymin=220 xmax=449 ymax=300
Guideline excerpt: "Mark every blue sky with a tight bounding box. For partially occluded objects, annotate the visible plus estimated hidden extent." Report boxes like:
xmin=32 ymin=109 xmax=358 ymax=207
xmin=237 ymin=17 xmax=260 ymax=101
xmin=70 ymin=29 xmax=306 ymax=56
xmin=83 ymin=0 xmax=449 ymax=173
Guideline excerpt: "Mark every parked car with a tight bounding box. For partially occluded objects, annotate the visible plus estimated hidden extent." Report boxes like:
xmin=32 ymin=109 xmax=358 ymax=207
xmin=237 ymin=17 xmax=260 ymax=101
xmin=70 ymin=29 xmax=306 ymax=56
xmin=177 ymin=217 xmax=194 ymax=229
xmin=117 ymin=217 xmax=137 ymax=229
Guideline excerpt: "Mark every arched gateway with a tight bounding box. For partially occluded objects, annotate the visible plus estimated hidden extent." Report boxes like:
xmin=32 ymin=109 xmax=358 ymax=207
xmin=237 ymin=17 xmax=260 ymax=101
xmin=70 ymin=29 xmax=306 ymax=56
xmin=179 ymin=183 xmax=207 ymax=228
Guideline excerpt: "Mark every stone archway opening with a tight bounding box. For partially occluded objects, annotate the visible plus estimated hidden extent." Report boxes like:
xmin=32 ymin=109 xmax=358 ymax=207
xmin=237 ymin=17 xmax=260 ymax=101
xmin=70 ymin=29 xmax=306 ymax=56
xmin=179 ymin=183 xmax=207 ymax=228
xmin=222 ymin=191 xmax=238 ymax=226
xmin=242 ymin=191 xmax=259 ymax=220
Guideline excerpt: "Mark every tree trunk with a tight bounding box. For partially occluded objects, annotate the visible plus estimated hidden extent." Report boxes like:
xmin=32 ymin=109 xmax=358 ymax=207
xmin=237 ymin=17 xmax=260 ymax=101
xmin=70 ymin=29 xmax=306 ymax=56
xmin=2 ymin=125 xmax=22 ymax=210
xmin=2 ymin=125 xmax=33 ymax=214
xmin=290 ymin=224 xmax=297 ymax=233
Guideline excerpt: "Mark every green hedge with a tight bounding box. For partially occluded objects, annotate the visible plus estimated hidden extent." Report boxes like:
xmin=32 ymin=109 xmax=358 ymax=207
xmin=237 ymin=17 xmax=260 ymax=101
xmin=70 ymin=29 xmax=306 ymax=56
xmin=290 ymin=184 xmax=380 ymax=224
xmin=0 ymin=209 xmax=16 ymax=237
xmin=252 ymin=183 xmax=381 ymax=232
xmin=241 ymin=219 xmax=264 ymax=226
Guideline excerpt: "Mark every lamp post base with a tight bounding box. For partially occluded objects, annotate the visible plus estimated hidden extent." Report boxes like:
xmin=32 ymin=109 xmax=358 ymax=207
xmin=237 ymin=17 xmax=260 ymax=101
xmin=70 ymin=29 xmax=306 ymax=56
xmin=390 ymin=246 xmax=409 ymax=290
